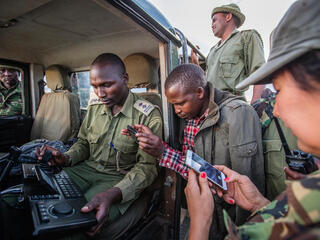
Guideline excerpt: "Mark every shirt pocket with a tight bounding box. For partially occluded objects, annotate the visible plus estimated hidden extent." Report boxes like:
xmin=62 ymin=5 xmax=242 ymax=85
xmin=263 ymin=140 xmax=285 ymax=178
xmin=88 ymin=132 xmax=100 ymax=160
xmin=231 ymin=141 xmax=257 ymax=158
xmin=114 ymin=136 xmax=138 ymax=167
xmin=219 ymin=55 xmax=244 ymax=84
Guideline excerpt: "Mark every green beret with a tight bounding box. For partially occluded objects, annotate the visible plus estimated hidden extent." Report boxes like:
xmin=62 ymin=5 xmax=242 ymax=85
xmin=211 ymin=3 xmax=245 ymax=28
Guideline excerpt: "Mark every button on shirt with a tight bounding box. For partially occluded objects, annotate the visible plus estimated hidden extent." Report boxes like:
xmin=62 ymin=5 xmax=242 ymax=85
xmin=159 ymin=109 xmax=209 ymax=179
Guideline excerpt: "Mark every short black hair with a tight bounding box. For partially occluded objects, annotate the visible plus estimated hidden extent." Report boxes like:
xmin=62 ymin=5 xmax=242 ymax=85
xmin=285 ymin=50 xmax=320 ymax=91
xmin=165 ymin=64 xmax=207 ymax=91
xmin=91 ymin=53 xmax=126 ymax=75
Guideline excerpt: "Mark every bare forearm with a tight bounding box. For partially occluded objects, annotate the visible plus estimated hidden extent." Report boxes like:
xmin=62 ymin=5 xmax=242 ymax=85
xmin=251 ymin=85 xmax=265 ymax=104
xmin=189 ymin=219 xmax=212 ymax=240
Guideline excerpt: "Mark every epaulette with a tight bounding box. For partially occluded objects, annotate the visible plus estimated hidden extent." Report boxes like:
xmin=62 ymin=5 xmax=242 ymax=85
xmin=133 ymin=99 xmax=155 ymax=116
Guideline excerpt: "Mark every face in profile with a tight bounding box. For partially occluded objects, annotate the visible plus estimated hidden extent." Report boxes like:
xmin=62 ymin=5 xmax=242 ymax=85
xmin=211 ymin=13 xmax=228 ymax=38
xmin=273 ymin=69 xmax=320 ymax=155
xmin=165 ymin=84 xmax=205 ymax=120
xmin=0 ymin=68 xmax=20 ymax=89
xmin=90 ymin=64 xmax=128 ymax=108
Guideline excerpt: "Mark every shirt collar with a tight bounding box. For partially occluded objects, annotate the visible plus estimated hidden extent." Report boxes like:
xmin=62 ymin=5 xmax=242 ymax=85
xmin=216 ymin=29 xmax=239 ymax=48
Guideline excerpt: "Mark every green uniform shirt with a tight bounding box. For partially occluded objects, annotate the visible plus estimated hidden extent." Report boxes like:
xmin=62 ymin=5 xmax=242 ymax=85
xmin=65 ymin=91 xmax=162 ymax=207
xmin=224 ymin=171 xmax=320 ymax=239
xmin=0 ymin=81 xmax=23 ymax=115
xmin=206 ymin=30 xmax=265 ymax=95
xmin=253 ymin=93 xmax=298 ymax=200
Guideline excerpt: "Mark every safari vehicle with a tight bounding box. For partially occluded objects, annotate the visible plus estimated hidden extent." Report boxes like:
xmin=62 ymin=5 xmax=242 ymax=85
xmin=0 ymin=0 xmax=205 ymax=239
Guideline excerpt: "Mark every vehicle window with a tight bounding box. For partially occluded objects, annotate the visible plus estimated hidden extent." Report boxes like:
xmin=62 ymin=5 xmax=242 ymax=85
xmin=0 ymin=65 xmax=24 ymax=116
xmin=71 ymin=71 xmax=92 ymax=109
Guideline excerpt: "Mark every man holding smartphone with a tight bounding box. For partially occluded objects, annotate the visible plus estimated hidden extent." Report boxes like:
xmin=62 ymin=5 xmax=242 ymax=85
xmin=123 ymin=64 xmax=264 ymax=240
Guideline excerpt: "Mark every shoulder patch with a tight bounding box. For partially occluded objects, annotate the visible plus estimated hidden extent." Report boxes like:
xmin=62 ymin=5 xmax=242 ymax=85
xmin=133 ymin=99 xmax=155 ymax=116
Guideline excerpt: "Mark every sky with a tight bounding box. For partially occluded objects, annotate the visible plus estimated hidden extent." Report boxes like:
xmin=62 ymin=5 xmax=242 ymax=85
xmin=148 ymin=0 xmax=296 ymax=99
xmin=148 ymin=0 xmax=295 ymax=57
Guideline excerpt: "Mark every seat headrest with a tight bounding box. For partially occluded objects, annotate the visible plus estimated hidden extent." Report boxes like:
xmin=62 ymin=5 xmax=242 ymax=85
xmin=45 ymin=65 xmax=71 ymax=91
xmin=124 ymin=53 xmax=159 ymax=89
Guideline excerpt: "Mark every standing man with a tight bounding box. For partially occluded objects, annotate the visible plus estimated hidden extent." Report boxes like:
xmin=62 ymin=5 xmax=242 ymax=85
xmin=192 ymin=4 xmax=265 ymax=104
xmin=124 ymin=64 xmax=264 ymax=239
xmin=0 ymin=67 xmax=22 ymax=115
xmin=35 ymin=53 xmax=162 ymax=239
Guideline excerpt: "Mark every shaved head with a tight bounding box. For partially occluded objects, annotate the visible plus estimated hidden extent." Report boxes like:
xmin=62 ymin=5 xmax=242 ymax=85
xmin=165 ymin=64 xmax=207 ymax=92
xmin=91 ymin=53 xmax=126 ymax=76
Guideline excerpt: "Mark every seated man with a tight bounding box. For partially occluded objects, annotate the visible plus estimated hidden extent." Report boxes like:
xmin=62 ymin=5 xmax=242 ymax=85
xmin=0 ymin=67 xmax=22 ymax=115
xmin=125 ymin=64 xmax=264 ymax=239
xmin=36 ymin=53 xmax=162 ymax=239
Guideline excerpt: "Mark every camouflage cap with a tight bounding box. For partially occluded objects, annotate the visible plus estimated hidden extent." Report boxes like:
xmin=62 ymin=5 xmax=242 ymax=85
xmin=236 ymin=0 xmax=320 ymax=90
xmin=211 ymin=3 xmax=245 ymax=27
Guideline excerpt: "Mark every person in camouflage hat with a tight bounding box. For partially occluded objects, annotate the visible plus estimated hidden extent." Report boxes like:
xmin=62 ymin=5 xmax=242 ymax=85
xmin=0 ymin=67 xmax=23 ymax=115
xmin=185 ymin=0 xmax=320 ymax=239
xmin=191 ymin=3 xmax=265 ymax=104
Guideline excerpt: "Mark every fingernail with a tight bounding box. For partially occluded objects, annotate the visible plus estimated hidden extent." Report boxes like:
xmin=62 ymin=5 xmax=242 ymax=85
xmin=229 ymin=199 xmax=234 ymax=204
xmin=200 ymin=172 xmax=206 ymax=178
xmin=225 ymin=177 xmax=230 ymax=181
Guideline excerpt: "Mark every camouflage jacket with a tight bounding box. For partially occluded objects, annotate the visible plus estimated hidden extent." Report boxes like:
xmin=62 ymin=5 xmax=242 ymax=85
xmin=0 ymin=81 xmax=23 ymax=115
xmin=224 ymin=171 xmax=320 ymax=239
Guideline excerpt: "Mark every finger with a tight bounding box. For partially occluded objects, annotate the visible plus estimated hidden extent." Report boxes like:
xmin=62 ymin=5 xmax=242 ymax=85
xmin=198 ymin=172 xmax=211 ymax=195
xmin=313 ymin=157 xmax=320 ymax=169
xmin=134 ymin=124 xmax=153 ymax=134
xmin=222 ymin=194 xmax=235 ymax=205
xmin=284 ymin=167 xmax=306 ymax=180
xmin=215 ymin=165 xmax=240 ymax=183
xmin=35 ymin=147 xmax=41 ymax=160
xmin=210 ymin=187 xmax=216 ymax=195
xmin=121 ymin=129 xmax=130 ymax=135
xmin=81 ymin=201 xmax=98 ymax=213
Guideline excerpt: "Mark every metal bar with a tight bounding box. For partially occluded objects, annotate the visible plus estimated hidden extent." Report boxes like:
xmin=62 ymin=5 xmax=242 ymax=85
xmin=186 ymin=39 xmax=206 ymax=60
xmin=174 ymin=28 xmax=188 ymax=64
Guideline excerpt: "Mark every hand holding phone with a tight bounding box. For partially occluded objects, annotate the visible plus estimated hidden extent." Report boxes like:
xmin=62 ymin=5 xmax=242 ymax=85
xmin=127 ymin=125 xmax=139 ymax=144
xmin=185 ymin=150 xmax=227 ymax=191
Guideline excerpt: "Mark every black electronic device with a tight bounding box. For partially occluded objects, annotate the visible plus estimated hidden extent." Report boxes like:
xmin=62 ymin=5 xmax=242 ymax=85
xmin=27 ymin=167 xmax=97 ymax=236
xmin=273 ymin=118 xmax=317 ymax=174
xmin=127 ymin=125 xmax=139 ymax=144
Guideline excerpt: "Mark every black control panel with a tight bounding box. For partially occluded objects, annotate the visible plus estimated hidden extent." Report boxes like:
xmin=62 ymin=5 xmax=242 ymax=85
xmin=27 ymin=169 xmax=97 ymax=236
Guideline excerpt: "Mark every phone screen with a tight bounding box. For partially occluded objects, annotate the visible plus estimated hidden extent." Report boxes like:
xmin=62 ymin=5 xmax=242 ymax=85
xmin=186 ymin=150 xmax=227 ymax=191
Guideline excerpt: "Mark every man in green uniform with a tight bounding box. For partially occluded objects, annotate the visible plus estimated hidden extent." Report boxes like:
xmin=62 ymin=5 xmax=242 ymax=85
xmin=253 ymin=89 xmax=299 ymax=200
xmin=191 ymin=4 xmax=265 ymax=104
xmin=37 ymin=53 xmax=163 ymax=239
xmin=0 ymin=67 xmax=23 ymax=115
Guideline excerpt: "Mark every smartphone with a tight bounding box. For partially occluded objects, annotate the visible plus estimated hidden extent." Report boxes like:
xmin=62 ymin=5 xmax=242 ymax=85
xmin=127 ymin=125 xmax=139 ymax=144
xmin=185 ymin=150 xmax=227 ymax=191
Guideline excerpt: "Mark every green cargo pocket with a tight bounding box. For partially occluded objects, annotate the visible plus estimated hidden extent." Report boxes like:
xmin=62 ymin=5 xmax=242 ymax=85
xmin=263 ymin=139 xmax=285 ymax=177
xmin=88 ymin=133 xmax=100 ymax=160
xmin=114 ymin=137 xmax=138 ymax=167
xmin=219 ymin=55 xmax=243 ymax=79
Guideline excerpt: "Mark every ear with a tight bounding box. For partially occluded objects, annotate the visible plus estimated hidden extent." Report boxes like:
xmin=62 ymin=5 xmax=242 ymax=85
xmin=225 ymin=13 xmax=233 ymax=23
xmin=196 ymin=87 xmax=205 ymax=99
xmin=122 ymin=73 xmax=129 ymax=85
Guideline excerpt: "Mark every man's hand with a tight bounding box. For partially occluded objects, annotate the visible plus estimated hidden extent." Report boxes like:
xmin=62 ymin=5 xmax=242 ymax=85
xmin=191 ymin=46 xmax=200 ymax=65
xmin=284 ymin=157 xmax=320 ymax=180
xmin=185 ymin=170 xmax=214 ymax=240
xmin=121 ymin=124 xmax=164 ymax=158
xmin=214 ymin=165 xmax=270 ymax=213
xmin=35 ymin=145 xmax=69 ymax=166
xmin=81 ymin=187 xmax=122 ymax=237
